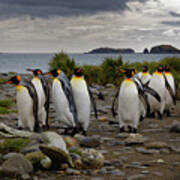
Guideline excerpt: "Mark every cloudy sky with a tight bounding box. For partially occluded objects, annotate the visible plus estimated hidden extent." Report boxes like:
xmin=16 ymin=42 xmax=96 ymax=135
xmin=0 ymin=0 xmax=180 ymax=53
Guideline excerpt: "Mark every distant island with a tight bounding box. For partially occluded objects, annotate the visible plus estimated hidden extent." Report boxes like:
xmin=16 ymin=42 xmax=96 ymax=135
xmin=86 ymin=45 xmax=180 ymax=54
xmin=86 ymin=47 xmax=135 ymax=54
xmin=149 ymin=45 xmax=180 ymax=54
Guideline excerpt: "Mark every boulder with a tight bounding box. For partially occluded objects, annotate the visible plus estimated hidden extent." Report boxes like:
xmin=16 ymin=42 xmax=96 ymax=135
xmin=170 ymin=121 xmax=180 ymax=133
xmin=1 ymin=153 xmax=33 ymax=177
xmin=39 ymin=144 xmax=73 ymax=168
xmin=124 ymin=134 xmax=147 ymax=145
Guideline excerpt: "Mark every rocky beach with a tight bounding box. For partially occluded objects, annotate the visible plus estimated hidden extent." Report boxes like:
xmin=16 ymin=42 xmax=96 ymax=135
xmin=0 ymin=73 xmax=180 ymax=180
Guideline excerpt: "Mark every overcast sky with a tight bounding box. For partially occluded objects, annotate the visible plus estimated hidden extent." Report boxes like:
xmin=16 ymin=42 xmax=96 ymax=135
xmin=0 ymin=0 xmax=180 ymax=53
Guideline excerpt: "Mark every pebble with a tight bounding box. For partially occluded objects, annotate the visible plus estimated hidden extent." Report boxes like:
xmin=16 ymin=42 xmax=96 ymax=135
xmin=127 ymin=174 xmax=146 ymax=180
xmin=145 ymin=142 xmax=169 ymax=149
xmin=170 ymin=121 xmax=180 ymax=133
xmin=66 ymin=168 xmax=81 ymax=175
xmin=136 ymin=147 xmax=160 ymax=154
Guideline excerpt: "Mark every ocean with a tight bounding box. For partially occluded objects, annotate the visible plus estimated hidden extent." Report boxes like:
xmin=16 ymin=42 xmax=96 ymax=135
xmin=0 ymin=53 xmax=180 ymax=73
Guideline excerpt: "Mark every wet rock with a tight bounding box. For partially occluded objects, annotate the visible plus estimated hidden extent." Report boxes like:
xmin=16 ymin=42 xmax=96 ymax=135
xmin=40 ymin=144 xmax=73 ymax=168
xmin=170 ymin=121 xmax=180 ymax=133
xmin=136 ymin=147 xmax=159 ymax=154
xmin=145 ymin=142 xmax=169 ymax=149
xmin=127 ymin=174 xmax=146 ymax=180
xmin=40 ymin=156 xmax=52 ymax=169
xmin=41 ymin=131 xmax=67 ymax=153
xmin=116 ymin=132 xmax=129 ymax=138
xmin=63 ymin=136 xmax=79 ymax=148
xmin=66 ymin=168 xmax=81 ymax=175
xmin=75 ymin=135 xmax=101 ymax=148
xmin=81 ymin=148 xmax=104 ymax=169
xmin=108 ymin=169 xmax=125 ymax=176
xmin=125 ymin=134 xmax=147 ymax=145
xmin=126 ymin=162 xmax=147 ymax=169
xmin=1 ymin=153 xmax=33 ymax=176
xmin=170 ymin=145 xmax=180 ymax=153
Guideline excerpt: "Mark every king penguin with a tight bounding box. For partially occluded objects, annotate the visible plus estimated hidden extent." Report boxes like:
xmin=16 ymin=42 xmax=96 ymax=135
xmin=140 ymin=66 xmax=152 ymax=85
xmin=6 ymin=75 xmax=39 ymax=132
xmin=70 ymin=68 xmax=98 ymax=136
xmin=115 ymin=69 xmax=141 ymax=133
xmin=46 ymin=69 xmax=78 ymax=135
xmin=163 ymin=65 xmax=176 ymax=116
xmin=147 ymin=65 xmax=166 ymax=119
xmin=27 ymin=69 xmax=50 ymax=130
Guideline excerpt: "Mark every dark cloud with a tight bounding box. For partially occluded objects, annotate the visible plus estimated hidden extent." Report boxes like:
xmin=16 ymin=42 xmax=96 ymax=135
xmin=169 ymin=11 xmax=180 ymax=17
xmin=0 ymin=0 xmax=147 ymax=19
xmin=161 ymin=20 xmax=180 ymax=26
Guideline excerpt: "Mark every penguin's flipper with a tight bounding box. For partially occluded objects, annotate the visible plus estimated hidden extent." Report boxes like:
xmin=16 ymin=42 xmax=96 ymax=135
xmin=24 ymin=82 xmax=40 ymax=132
xmin=111 ymin=88 xmax=119 ymax=118
xmin=60 ymin=73 xmax=78 ymax=125
xmin=89 ymin=87 xmax=105 ymax=100
xmin=144 ymin=86 xmax=161 ymax=103
xmin=163 ymin=74 xmax=176 ymax=105
xmin=39 ymin=76 xmax=50 ymax=127
xmin=88 ymin=86 xmax=98 ymax=119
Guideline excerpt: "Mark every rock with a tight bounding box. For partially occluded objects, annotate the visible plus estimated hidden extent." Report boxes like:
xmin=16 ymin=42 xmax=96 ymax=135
xmin=1 ymin=153 xmax=33 ymax=176
xmin=136 ymin=147 xmax=159 ymax=154
xmin=63 ymin=136 xmax=79 ymax=148
xmin=99 ymin=116 xmax=108 ymax=121
xmin=3 ymin=152 xmax=18 ymax=160
xmin=91 ymin=178 xmax=104 ymax=180
xmin=116 ymin=133 xmax=129 ymax=138
xmin=25 ymin=151 xmax=47 ymax=170
xmin=75 ymin=135 xmax=101 ymax=148
xmin=170 ymin=121 xmax=180 ymax=133
xmin=170 ymin=145 xmax=180 ymax=153
xmin=145 ymin=142 xmax=169 ymax=149
xmin=39 ymin=144 xmax=73 ymax=168
xmin=126 ymin=162 xmax=147 ymax=169
xmin=81 ymin=148 xmax=104 ymax=169
xmin=66 ymin=168 xmax=81 ymax=175
xmin=127 ymin=174 xmax=146 ymax=180
xmin=108 ymin=169 xmax=125 ymax=176
xmin=41 ymin=131 xmax=67 ymax=153
xmin=40 ymin=156 xmax=52 ymax=169
xmin=124 ymin=134 xmax=147 ymax=145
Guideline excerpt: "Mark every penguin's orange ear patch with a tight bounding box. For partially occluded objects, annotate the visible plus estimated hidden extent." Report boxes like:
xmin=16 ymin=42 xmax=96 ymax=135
xmin=38 ymin=71 xmax=41 ymax=75
xmin=57 ymin=69 xmax=61 ymax=75
xmin=16 ymin=75 xmax=21 ymax=81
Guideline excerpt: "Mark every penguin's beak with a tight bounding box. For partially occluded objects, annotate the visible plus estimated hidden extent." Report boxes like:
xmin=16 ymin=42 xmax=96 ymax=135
xmin=26 ymin=69 xmax=34 ymax=72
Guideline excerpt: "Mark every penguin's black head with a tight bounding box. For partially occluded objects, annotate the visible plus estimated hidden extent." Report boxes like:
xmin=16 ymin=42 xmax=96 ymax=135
xmin=157 ymin=65 xmax=164 ymax=73
xmin=27 ymin=69 xmax=43 ymax=76
xmin=74 ymin=68 xmax=83 ymax=77
xmin=46 ymin=69 xmax=61 ymax=77
xmin=122 ymin=69 xmax=134 ymax=78
xmin=164 ymin=65 xmax=170 ymax=72
xmin=142 ymin=65 xmax=148 ymax=72
xmin=6 ymin=75 xmax=21 ymax=85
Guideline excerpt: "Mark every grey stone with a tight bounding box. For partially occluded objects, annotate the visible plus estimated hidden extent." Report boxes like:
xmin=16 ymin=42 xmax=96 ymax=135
xmin=127 ymin=174 xmax=146 ymax=180
xmin=2 ymin=153 xmax=33 ymax=176
xmin=170 ymin=145 xmax=180 ymax=153
xmin=3 ymin=152 xmax=18 ymax=160
xmin=75 ymin=135 xmax=101 ymax=148
xmin=116 ymin=132 xmax=129 ymax=138
xmin=66 ymin=168 xmax=81 ymax=175
xmin=170 ymin=121 xmax=180 ymax=133
xmin=145 ymin=142 xmax=169 ymax=149
xmin=108 ymin=169 xmax=125 ymax=176
xmin=136 ymin=147 xmax=160 ymax=154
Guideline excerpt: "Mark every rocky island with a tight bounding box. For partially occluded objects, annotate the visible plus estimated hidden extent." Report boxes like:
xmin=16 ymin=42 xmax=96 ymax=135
xmin=150 ymin=45 xmax=180 ymax=54
xmin=86 ymin=47 xmax=135 ymax=54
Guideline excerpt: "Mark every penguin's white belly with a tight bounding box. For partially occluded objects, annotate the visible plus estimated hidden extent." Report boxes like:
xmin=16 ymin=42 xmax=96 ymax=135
xmin=71 ymin=80 xmax=91 ymax=130
xmin=166 ymin=75 xmax=175 ymax=94
xmin=118 ymin=82 xmax=140 ymax=128
xmin=148 ymin=75 xmax=166 ymax=113
xmin=32 ymin=79 xmax=45 ymax=108
xmin=52 ymin=80 xmax=74 ymax=127
xmin=141 ymin=74 xmax=152 ymax=84
xmin=16 ymin=87 xmax=34 ymax=131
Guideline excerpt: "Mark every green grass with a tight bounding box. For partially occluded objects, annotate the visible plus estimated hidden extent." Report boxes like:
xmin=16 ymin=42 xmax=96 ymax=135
xmin=0 ymin=99 xmax=15 ymax=108
xmin=0 ymin=138 xmax=30 ymax=153
xmin=0 ymin=78 xmax=7 ymax=84
xmin=0 ymin=107 xmax=11 ymax=114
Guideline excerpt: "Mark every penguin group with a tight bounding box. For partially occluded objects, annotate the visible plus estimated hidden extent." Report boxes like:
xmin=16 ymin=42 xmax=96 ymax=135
xmin=5 ymin=68 xmax=98 ymax=135
xmin=112 ymin=65 xmax=176 ymax=133
xmin=5 ymin=64 xmax=176 ymax=135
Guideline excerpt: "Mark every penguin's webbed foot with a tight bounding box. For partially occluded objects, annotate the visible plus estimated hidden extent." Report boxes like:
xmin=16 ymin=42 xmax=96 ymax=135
xmin=82 ymin=130 xmax=87 ymax=136
xmin=158 ymin=112 xmax=163 ymax=120
xmin=42 ymin=125 xmax=49 ymax=131
xmin=166 ymin=110 xmax=171 ymax=117
xmin=132 ymin=128 xmax=137 ymax=134
xmin=120 ymin=126 xmax=125 ymax=133
xmin=71 ymin=127 xmax=78 ymax=136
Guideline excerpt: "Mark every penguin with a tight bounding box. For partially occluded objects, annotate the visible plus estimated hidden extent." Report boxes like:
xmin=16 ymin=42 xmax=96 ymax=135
xmin=163 ymin=65 xmax=176 ymax=116
xmin=27 ymin=69 xmax=50 ymax=130
xmin=114 ymin=69 xmax=141 ymax=133
xmin=70 ymin=68 xmax=98 ymax=136
xmin=5 ymin=75 xmax=39 ymax=132
xmin=140 ymin=65 xmax=152 ymax=85
xmin=147 ymin=65 xmax=166 ymax=119
xmin=46 ymin=69 xmax=78 ymax=135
